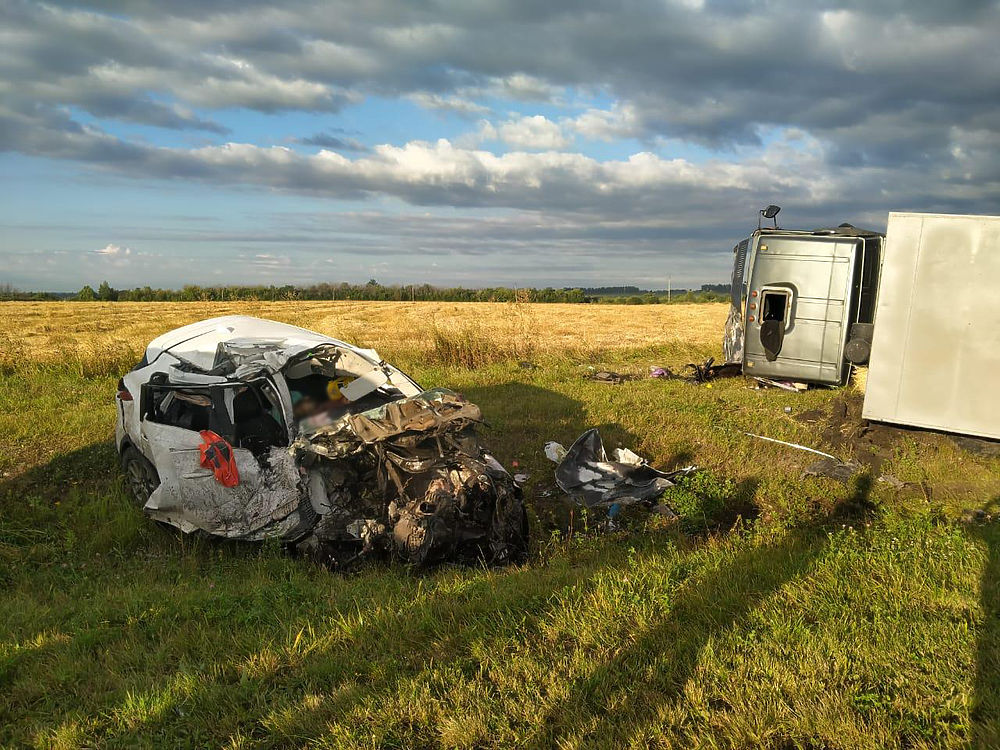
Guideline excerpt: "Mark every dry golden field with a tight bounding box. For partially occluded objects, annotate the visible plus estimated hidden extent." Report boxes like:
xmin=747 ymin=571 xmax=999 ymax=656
xmin=0 ymin=300 xmax=728 ymax=364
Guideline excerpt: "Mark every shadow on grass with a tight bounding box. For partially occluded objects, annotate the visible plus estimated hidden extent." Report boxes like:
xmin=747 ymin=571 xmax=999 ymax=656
xmin=0 ymin=439 xmax=119 ymax=506
xmin=971 ymin=495 xmax=1000 ymax=748
xmin=524 ymin=474 xmax=873 ymax=747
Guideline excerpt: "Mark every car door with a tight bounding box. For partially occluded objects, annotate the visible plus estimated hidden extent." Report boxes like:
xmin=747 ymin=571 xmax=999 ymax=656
xmin=139 ymin=382 xmax=309 ymax=540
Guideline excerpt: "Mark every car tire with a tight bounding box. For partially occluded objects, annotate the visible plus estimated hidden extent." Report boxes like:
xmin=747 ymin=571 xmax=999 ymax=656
xmin=121 ymin=446 xmax=160 ymax=506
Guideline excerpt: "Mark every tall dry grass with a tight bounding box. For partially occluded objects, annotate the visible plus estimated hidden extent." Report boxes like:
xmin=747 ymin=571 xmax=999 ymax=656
xmin=0 ymin=300 xmax=728 ymax=374
xmin=429 ymin=297 xmax=539 ymax=367
xmin=0 ymin=331 xmax=142 ymax=378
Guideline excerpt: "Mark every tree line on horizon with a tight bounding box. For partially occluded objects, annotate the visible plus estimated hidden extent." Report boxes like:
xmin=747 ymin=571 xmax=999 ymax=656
xmin=2 ymin=279 xmax=729 ymax=305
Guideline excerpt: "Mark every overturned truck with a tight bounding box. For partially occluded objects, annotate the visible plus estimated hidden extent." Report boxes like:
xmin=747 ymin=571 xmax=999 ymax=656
xmin=115 ymin=316 xmax=527 ymax=566
xmin=724 ymin=205 xmax=884 ymax=386
xmin=725 ymin=207 xmax=1000 ymax=442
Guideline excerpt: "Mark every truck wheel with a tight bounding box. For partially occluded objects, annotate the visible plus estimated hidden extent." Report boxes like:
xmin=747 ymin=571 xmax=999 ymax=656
xmin=121 ymin=446 xmax=159 ymax=505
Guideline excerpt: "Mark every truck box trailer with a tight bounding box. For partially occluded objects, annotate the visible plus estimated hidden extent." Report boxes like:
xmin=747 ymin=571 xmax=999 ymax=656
xmin=861 ymin=212 xmax=1000 ymax=441
xmin=724 ymin=207 xmax=1000 ymax=441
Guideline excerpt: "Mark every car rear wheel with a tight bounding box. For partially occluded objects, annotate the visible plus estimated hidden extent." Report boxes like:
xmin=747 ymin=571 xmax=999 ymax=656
xmin=121 ymin=446 xmax=159 ymax=505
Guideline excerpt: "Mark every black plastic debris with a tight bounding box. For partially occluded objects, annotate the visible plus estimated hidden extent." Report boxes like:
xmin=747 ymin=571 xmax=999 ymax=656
xmin=685 ymin=357 xmax=742 ymax=383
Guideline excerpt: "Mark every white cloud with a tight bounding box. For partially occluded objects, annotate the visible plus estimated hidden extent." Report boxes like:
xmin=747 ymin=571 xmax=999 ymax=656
xmin=469 ymin=115 xmax=570 ymax=150
xmin=477 ymin=74 xmax=560 ymax=103
xmin=498 ymin=115 xmax=569 ymax=149
xmin=93 ymin=243 xmax=131 ymax=256
xmin=408 ymin=92 xmax=491 ymax=116
xmin=569 ymin=102 xmax=643 ymax=141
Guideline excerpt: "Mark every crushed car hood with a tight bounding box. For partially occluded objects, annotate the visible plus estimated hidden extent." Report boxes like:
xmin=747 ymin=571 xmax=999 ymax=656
xmin=292 ymin=389 xmax=526 ymax=566
xmin=145 ymin=316 xmax=381 ymax=373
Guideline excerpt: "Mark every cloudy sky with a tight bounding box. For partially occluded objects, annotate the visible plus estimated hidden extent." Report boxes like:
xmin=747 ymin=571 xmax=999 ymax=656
xmin=2 ymin=0 xmax=999 ymax=291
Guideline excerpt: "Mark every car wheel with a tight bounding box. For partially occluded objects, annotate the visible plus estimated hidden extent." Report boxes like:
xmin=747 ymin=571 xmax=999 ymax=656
xmin=121 ymin=446 xmax=159 ymax=505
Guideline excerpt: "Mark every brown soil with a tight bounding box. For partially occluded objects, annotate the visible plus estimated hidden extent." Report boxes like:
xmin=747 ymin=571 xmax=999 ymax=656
xmin=794 ymin=391 xmax=943 ymax=473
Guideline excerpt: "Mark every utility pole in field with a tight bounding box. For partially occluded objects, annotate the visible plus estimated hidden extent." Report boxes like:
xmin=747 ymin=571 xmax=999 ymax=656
xmin=667 ymin=276 xmax=671 ymax=303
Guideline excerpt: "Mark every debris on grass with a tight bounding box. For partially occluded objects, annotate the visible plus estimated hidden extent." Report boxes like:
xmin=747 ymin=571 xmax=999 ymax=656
xmin=545 ymin=428 xmax=694 ymax=509
xmin=803 ymin=456 xmax=860 ymax=482
xmin=544 ymin=441 xmax=567 ymax=463
xmin=752 ymin=376 xmax=808 ymax=392
xmin=685 ymin=357 xmax=742 ymax=383
xmin=877 ymin=474 xmax=906 ymax=489
xmin=649 ymin=365 xmax=678 ymax=379
xmin=743 ymin=432 xmax=840 ymax=461
xmin=584 ymin=369 xmax=635 ymax=384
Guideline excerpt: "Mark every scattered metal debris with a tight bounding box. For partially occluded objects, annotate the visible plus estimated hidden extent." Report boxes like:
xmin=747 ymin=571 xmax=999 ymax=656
xmin=877 ymin=474 xmax=906 ymax=489
xmin=685 ymin=357 xmax=742 ymax=383
xmin=753 ymin=377 xmax=808 ymax=392
xmin=803 ymin=457 xmax=860 ymax=482
xmin=585 ymin=370 xmax=634 ymax=384
xmin=743 ymin=432 xmax=840 ymax=461
xmin=545 ymin=428 xmax=694 ymax=508
xmin=544 ymin=441 xmax=567 ymax=463
xmin=294 ymin=388 xmax=528 ymax=566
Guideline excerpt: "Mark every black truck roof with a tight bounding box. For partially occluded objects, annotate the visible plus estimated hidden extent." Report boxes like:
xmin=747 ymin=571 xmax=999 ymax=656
xmin=756 ymin=224 xmax=883 ymax=239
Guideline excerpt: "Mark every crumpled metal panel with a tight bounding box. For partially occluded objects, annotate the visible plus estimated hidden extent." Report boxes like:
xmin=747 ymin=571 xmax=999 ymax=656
xmin=553 ymin=428 xmax=694 ymax=508
xmin=723 ymin=305 xmax=745 ymax=364
xmin=145 ymin=444 xmax=310 ymax=540
xmin=293 ymin=389 xmax=526 ymax=566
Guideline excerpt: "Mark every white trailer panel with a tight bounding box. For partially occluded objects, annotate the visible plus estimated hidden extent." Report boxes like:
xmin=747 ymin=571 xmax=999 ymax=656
xmin=862 ymin=212 xmax=1000 ymax=439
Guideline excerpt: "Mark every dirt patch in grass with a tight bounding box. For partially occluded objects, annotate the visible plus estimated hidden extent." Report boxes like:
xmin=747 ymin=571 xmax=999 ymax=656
xmin=793 ymin=391 xmax=945 ymax=473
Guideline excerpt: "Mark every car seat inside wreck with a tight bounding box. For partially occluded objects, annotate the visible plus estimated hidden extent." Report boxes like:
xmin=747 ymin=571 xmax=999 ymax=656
xmin=120 ymin=317 xmax=527 ymax=569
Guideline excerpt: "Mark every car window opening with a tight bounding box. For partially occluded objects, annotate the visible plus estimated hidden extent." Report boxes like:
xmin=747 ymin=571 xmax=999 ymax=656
xmin=232 ymin=385 xmax=286 ymax=455
xmin=147 ymin=388 xmax=213 ymax=432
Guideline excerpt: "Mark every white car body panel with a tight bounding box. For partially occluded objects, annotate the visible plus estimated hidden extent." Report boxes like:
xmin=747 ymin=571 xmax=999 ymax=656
xmin=142 ymin=421 xmax=306 ymax=538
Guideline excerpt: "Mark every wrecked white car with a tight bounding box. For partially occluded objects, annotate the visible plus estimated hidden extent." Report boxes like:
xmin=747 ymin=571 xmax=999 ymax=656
xmin=115 ymin=316 xmax=527 ymax=566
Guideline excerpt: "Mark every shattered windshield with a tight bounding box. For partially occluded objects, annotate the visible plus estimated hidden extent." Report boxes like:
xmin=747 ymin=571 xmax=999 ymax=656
xmin=282 ymin=346 xmax=410 ymax=434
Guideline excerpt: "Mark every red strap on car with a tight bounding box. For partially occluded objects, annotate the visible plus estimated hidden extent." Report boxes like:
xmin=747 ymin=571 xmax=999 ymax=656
xmin=198 ymin=430 xmax=239 ymax=487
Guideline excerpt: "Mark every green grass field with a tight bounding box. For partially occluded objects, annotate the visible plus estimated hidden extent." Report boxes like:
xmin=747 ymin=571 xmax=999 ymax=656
xmin=1 ymin=302 xmax=999 ymax=748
